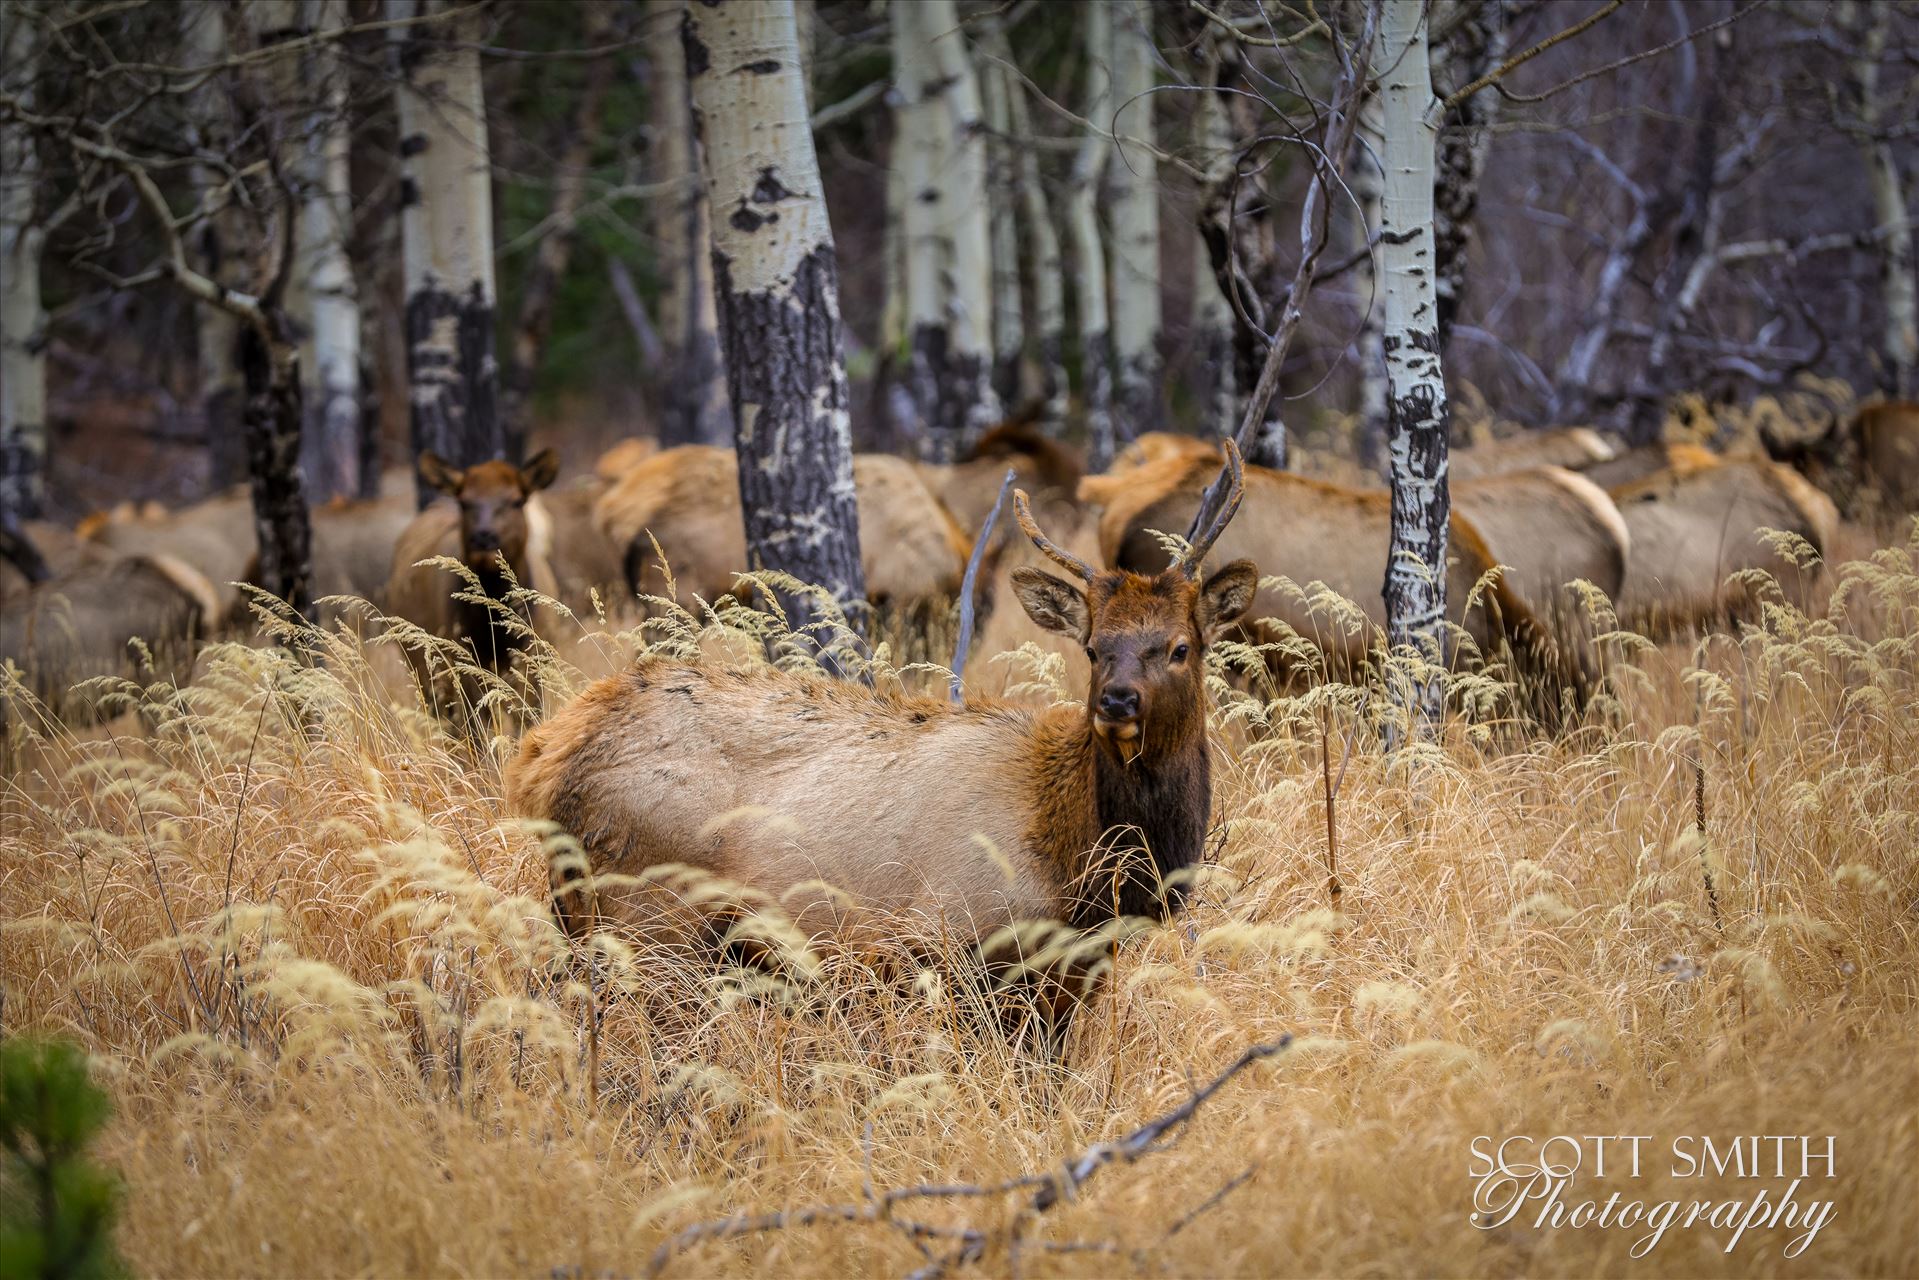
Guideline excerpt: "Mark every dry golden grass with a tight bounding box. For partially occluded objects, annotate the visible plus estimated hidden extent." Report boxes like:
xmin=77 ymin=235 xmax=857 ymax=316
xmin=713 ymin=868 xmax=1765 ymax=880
xmin=3 ymin=537 xmax=1918 ymax=1279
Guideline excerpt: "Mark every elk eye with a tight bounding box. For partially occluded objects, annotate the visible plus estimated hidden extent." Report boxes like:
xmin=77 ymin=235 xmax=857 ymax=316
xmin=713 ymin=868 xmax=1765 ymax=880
xmin=1170 ymin=643 xmax=1190 ymax=663
xmin=1083 ymin=645 xmax=1097 ymax=663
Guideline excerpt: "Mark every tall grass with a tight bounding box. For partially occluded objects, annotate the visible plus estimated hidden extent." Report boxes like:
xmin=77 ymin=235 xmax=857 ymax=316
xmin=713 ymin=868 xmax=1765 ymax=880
xmin=2 ymin=535 xmax=1917 ymax=1278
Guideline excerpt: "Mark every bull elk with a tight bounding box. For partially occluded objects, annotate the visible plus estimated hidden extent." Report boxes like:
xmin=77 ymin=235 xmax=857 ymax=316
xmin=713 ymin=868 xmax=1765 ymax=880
xmin=509 ymin=444 xmax=1259 ymax=1019
xmin=1084 ymin=448 xmax=1592 ymax=722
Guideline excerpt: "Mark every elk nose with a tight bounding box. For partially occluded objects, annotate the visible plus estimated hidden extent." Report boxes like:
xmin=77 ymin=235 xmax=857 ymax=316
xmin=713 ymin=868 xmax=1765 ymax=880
xmin=1099 ymin=686 xmax=1141 ymax=721
xmin=469 ymin=528 xmax=500 ymax=552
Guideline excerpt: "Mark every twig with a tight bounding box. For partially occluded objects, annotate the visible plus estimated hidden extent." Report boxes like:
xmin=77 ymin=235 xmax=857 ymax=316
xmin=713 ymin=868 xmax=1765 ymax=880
xmin=949 ymin=469 xmax=1017 ymax=703
xmin=1032 ymin=1036 xmax=1294 ymax=1210
xmin=1166 ymin=1163 xmax=1259 ymax=1237
xmin=645 ymin=1036 xmax=1295 ymax=1276
xmin=1492 ymin=1 xmax=1772 ymax=106
xmin=1442 ymin=0 xmax=1625 ymax=109
xmin=1189 ymin=0 xmax=1326 ymax=49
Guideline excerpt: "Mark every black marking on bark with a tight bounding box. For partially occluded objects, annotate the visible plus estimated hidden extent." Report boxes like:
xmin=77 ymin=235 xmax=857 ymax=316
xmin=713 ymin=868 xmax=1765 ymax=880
xmin=916 ymin=187 xmax=940 ymax=205
xmin=1379 ymin=227 xmax=1420 ymax=246
xmin=710 ymin=243 xmax=869 ymax=649
xmin=398 ymin=177 xmax=420 ymax=210
xmin=729 ymin=199 xmax=776 ymax=233
xmin=239 ymin=319 xmax=315 ymax=620
xmin=737 ymin=58 xmax=780 ymax=75
xmin=906 ymin=323 xmax=994 ymax=464
xmin=398 ymin=132 xmax=429 ymax=158
xmin=751 ymin=167 xmax=798 ymax=204
xmin=405 ymin=279 xmax=504 ymax=509
xmin=680 ymin=10 xmax=710 ymax=76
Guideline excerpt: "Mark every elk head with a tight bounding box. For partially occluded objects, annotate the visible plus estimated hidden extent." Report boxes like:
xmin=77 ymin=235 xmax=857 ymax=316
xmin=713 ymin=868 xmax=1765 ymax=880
xmin=419 ymin=449 xmax=560 ymax=575
xmin=1010 ymin=441 xmax=1257 ymax=765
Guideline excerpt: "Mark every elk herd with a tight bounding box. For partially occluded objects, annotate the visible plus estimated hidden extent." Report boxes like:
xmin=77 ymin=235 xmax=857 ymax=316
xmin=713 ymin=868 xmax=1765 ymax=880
xmin=4 ymin=400 xmax=1915 ymax=1019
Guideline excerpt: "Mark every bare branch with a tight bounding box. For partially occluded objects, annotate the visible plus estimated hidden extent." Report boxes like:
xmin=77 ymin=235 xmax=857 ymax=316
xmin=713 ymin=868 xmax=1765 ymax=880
xmin=1442 ymin=0 xmax=1625 ymax=110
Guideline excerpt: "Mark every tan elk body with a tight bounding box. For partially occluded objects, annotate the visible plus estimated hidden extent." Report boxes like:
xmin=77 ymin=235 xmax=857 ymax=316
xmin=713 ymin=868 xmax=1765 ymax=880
xmin=1608 ymin=454 xmax=1837 ymax=627
xmin=594 ymin=445 xmax=970 ymax=609
xmin=510 ymin=447 xmax=1259 ymax=987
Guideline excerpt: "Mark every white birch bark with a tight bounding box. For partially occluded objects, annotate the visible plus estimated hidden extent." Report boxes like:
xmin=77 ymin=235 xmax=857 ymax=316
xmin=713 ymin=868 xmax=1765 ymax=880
xmin=1352 ymin=88 xmax=1388 ymax=472
xmin=0 ymin=4 xmax=46 ymax=565
xmin=295 ymin=0 xmax=366 ymax=501
xmin=1848 ymin=0 xmax=1916 ymax=395
xmin=650 ymin=0 xmax=731 ymax=448
xmin=1378 ymin=0 xmax=1450 ymax=735
xmin=389 ymin=0 xmax=503 ymax=505
xmin=985 ymin=15 xmax=1066 ymax=431
xmin=1067 ymin=1 xmax=1115 ymax=470
xmin=892 ymin=0 xmax=999 ymax=461
xmin=684 ymin=0 xmax=867 ymax=642
xmin=1108 ymin=0 xmax=1162 ymax=435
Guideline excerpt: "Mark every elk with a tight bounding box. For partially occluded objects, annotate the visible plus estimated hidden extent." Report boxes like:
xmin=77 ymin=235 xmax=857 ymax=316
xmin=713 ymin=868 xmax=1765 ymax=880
xmin=385 ymin=450 xmax=561 ymax=721
xmin=1761 ymin=401 xmax=1919 ymax=519
xmin=1607 ymin=454 xmax=1837 ymax=631
xmin=1084 ymin=448 xmax=1589 ymax=720
xmin=1449 ymin=426 xmax=1618 ymax=481
xmin=593 ymin=446 xmax=970 ymax=612
xmin=918 ymin=414 xmax=1085 ymax=540
xmin=1 ymin=551 xmax=220 ymax=725
xmin=509 ymin=445 xmax=1259 ymax=1016
xmin=1454 ymin=466 xmax=1630 ymax=611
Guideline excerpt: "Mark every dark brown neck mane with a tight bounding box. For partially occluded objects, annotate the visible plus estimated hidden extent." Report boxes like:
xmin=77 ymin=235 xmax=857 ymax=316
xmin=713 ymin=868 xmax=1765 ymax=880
xmin=1030 ymin=709 xmax=1213 ymax=927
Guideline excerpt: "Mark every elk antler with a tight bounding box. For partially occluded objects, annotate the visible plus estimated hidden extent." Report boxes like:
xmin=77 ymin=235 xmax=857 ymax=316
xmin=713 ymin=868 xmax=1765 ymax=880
xmin=1014 ymin=489 xmax=1096 ymax=582
xmin=1174 ymin=438 xmax=1245 ymax=578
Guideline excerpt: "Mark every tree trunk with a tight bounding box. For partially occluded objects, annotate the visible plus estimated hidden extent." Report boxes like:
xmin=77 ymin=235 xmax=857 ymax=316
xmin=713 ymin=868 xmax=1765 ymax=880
xmin=0 ymin=4 xmax=49 ymax=581
xmin=1194 ymin=33 xmax=1283 ymax=466
xmin=650 ymin=0 xmax=731 ymax=448
xmin=184 ymin=2 xmax=249 ymax=488
xmin=390 ymin=0 xmax=504 ymax=507
xmin=986 ymin=16 xmax=1067 ymax=433
xmin=979 ymin=24 xmax=1024 ymax=407
xmin=1378 ymin=0 xmax=1450 ymax=737
xmin=501 ymin=1 xmax=615 ymax=458
xmin=1847 ymin=0 xmax=1916 ymax=396
xmin=685 ymin=0 xmax=867 ymax=653
xmin=893 ymin=0 xmax=999 ymax=462
xmin=1066 ymin=2 xmax=1116 ymax=471
xmin=241 ymin=320 xmax=316 ymax=619
xmin=1429 ymin=0 xmax=1506 ymax=356
xmin=1189 ymin=71 xmax=1238 ymax=441
xmin=1352 ymin=85 xmax=1388 ymax=472
xmin=1108 ymin=0 xmax=1162 ymax=436
xmin=294 ymin=0 xmax=369 ymax=503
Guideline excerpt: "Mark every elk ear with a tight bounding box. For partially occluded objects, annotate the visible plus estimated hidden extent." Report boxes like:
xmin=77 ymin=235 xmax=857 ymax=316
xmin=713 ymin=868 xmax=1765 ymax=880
xmin=419 ymin=451 xmax=463 ymax=496
xmin=522 ymin=447 xmax=560 ymax=492
xmin=1010 ymin=567 xmax=1090 ymax=641
xmin=1197 ymin=559 xmax=1258 ymax=636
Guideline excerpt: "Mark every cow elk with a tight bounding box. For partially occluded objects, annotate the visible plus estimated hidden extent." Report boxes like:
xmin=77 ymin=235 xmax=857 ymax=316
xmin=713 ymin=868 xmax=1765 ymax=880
xmin=1 ymin=551 xmax=220 ymax=725
xmin=594 ymin=446 xmax=970 ymax=615
xmin=385 ymin=450 xmax=561 ymax=724
xmin=509 ymin=444 xmax=1260 ymax=1026
xmin=1607 ymin=454 xmax=1837 ymax=631
xmin=1449 ymin=426 xmax=1618 ymax=481
xmin=1762 ymin=400 xmax=1919 ymax=519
